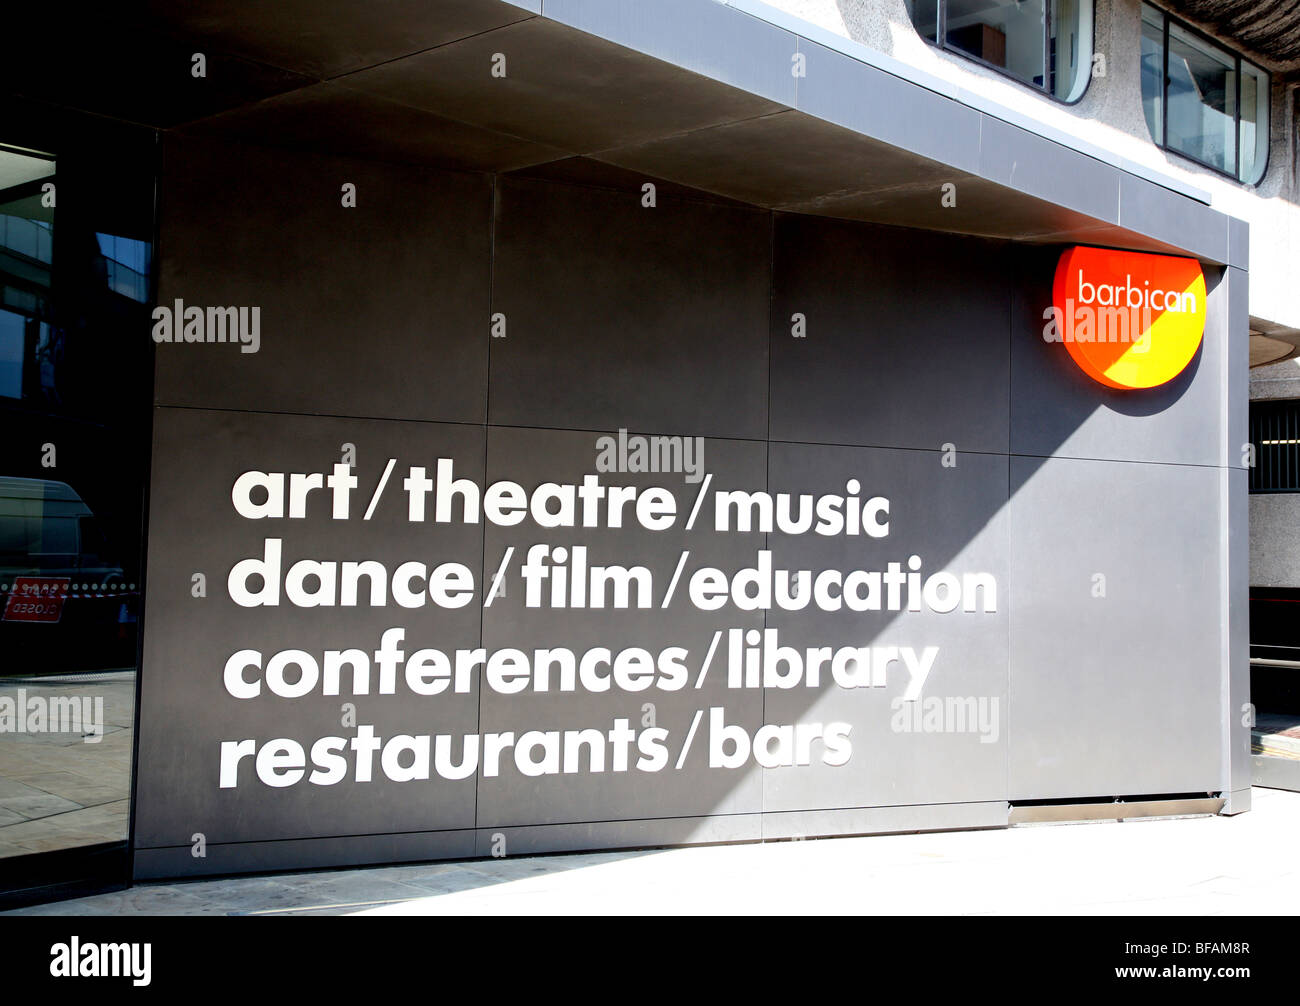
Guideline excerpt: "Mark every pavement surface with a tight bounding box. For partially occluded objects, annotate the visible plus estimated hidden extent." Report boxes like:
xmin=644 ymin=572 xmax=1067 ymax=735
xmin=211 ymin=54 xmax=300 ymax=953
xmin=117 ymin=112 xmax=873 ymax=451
xmin=4 ymin=786 xmax=1299 ymax=915
xmin=0 ymin=671 xmax=134 ymax=857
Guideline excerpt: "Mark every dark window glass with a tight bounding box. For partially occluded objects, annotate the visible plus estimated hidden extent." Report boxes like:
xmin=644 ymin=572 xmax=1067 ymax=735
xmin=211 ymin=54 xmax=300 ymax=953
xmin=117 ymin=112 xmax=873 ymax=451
xmin=1140 ymin=5 xmax=1165 ymax=145
xmin=908 ymin=0 xmax=939 ymax=42
xmin=1250 ymin=400 xmax=1300 ymax=493
xmin=0 ymin=107 xmax=154 ymax=890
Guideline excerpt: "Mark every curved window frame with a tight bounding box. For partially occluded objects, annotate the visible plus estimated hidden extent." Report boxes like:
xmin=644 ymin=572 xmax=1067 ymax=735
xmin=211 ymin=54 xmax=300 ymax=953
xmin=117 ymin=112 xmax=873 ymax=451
xmin=1140 ymin=2 xmax=1271 ymax=186
xmin=906 ymin=1 xmax=1096 ymax=105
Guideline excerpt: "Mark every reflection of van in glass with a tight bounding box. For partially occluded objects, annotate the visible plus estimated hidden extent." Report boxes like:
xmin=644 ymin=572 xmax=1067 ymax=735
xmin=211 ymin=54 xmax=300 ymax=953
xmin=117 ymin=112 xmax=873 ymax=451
xmin=0 ymin=477 xmax=135 ymax=675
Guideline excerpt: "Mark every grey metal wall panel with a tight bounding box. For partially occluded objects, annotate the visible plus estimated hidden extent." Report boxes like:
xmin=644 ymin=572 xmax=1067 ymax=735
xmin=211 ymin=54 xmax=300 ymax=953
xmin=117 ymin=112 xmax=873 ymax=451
xmin=1225 ymin=466 xmax=1251 ymax=810
xmin=471 ymin=800 xmax=1010 ymax=857
xmin=778 ymin=172 xmax=1120 ymax=244
xmin=145 ymin=0 xmax=540 ymax=80
xmin=1007 ymin=455 xmax=1223 ymax=799
xmin=154 ymin=136 xmax=492 ymax=424
xmin=488 ymin=175 xmax=771 ymax=439
xmin=794 ymin=38 xmax=983 ymax=175
xmin=475 ymin=426 xmax=767 ymax=827
xmin=596 ymin=110 xmax=960 ymax=211
xmin=337 ymin=17 xmax=784 ymax=156
xmin=135 ymin=407 xmax=486 ymax=849
xmin=133 ymin=830 xmax=477 ymax=881
xmin=1009 ymin=248 xmax=1224 ymax=468
xmin=1226 ymin=267 xmax=1250 ymax=469
xmin=1228 ymin=218 xmax=1249 ymax=271
xmin=763 ymin=442 xmax=1010 ymax=811
xmin=134 ymin=134 xmax=1242 ymax=878
xmin=1118 ymin=172 xmax=1229 ymax=266
xmin=977 ymin=116 xmax=1121 ymax=226
xmin=179 ymin=82 xmax=574 ymax=174
xmin=1224 ymin=267 xmax=1251 ymax=810
xmin=541 ymin=0 xmax=800 ymax=108
xmin=761 ymin=801 xmax=1009 ymax=840
xmin=769 ymin=214 xmax=1011 ymax=453
xmin=473 ymin=815 xmax=763 ymax=859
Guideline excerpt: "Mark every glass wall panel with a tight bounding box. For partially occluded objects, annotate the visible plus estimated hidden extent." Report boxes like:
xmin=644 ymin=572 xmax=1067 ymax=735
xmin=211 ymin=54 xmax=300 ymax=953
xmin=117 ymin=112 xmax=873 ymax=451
xmin=907 ymin=0 xmax=1093 ymax=101
xmin=906 ymin=0 xmax=940 ymax=43
xmin=1240 ymin=60 xmax=1269 ymax=185
xmin=1055 ymin=0 xmax=1096 ymax=100
xmin=0 ymin=109 xmax=154 ymax=898
xmin=1166 ymin=23 xmax=1237 ymax=176
xmin=1139 ymin=5 xmax=1269 ymax=184
xmin=1140 ymin=3 xmax=1165 ymax=145
xmin=945 ymin=0 xmax=1047 ymax=88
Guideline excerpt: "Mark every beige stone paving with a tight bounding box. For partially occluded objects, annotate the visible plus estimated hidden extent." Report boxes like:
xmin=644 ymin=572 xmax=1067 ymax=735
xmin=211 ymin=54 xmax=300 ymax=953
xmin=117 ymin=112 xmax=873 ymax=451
xmin=0 ymin=672 xmax=134 ymax=856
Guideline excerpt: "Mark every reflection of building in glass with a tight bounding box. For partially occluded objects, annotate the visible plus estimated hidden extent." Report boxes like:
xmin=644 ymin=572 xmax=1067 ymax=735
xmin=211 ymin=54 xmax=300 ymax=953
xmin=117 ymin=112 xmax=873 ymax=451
xmin=1140 ymin=3 xmax=1270 ymax=184
xmin=0 ymin=134 xmax=151 ymax=886
xmin=95 ymin=233 xmax=149 ymax=305
xmin=906 ymin=0 xmax=1094 ymax=100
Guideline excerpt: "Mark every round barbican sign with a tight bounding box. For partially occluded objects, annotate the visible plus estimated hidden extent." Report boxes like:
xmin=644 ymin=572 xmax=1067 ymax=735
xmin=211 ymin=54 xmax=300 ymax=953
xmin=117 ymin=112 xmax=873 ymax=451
xmin=1051 ymin=245 xmax=1207 ymax=390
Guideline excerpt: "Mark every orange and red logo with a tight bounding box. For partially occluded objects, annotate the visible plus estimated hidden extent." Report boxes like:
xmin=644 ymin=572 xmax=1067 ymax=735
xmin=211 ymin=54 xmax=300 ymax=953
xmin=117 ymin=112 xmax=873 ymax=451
xmin=1047 ymin=246 xmax=1206 ymax=390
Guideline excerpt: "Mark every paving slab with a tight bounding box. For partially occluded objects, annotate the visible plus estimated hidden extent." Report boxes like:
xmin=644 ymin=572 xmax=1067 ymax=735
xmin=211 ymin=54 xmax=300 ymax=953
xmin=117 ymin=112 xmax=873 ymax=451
xmin=3 ymin=788 xmax=1298 ymax=916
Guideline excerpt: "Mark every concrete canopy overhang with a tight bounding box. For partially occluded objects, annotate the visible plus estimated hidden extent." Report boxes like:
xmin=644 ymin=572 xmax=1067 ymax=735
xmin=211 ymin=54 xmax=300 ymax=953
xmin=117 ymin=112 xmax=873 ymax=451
xmin=6 ymin=0 xmax=1245 ymax=268
xmin=1162 ymin=0 xmax=1300 ymax=71
xmin=1249 ymin=319 xmax=1300 ymax=367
